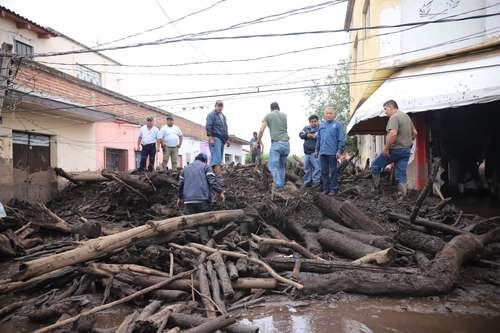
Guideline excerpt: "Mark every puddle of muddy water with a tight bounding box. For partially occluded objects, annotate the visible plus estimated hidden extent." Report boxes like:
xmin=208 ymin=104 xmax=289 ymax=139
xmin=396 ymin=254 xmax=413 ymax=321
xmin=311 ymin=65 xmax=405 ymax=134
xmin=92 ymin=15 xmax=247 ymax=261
xmin=239 ymin=298 xmax=500 ymax=333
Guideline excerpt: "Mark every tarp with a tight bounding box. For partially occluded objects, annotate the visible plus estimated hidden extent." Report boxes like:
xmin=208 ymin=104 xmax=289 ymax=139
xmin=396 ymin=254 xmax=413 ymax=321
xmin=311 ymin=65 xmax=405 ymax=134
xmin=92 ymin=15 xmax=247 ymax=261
xmin=347 ymin=52 xmax=500 ymax=135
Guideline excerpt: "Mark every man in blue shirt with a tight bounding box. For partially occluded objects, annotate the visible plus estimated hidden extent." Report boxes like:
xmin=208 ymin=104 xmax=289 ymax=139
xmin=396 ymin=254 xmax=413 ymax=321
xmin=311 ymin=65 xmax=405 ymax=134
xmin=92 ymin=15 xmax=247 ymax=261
xmin=206 ymin=100 xmax=229 ymax=174
xmin=299 ymin=114 xmax=321 ymax=188
xmin=316 ymin=106 xmax=345 ymax=195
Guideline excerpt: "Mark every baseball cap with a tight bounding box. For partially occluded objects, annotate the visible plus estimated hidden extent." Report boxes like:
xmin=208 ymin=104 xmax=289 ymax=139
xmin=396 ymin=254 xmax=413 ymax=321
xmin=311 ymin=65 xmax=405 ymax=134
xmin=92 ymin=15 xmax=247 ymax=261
xmin=195 ymin=153 xmax=208 ymax=163
xmin=270 ymin=102 xmax=280 ymax=110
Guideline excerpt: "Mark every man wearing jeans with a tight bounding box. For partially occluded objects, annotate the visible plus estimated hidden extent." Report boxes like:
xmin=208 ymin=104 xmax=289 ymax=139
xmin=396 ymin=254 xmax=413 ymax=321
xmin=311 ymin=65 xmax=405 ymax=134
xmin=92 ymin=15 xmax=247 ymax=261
xmin=137 ymin=117 xmax=159 ymax=172
xmin=157 ymin=115 xmax=183 ymax=170
xmin=206 ymin=100 xmax=229 ymax=174
xmin=258 ymin=102 xmax=290 ymax=192
xmin=299 ymin=114 xmax=321 ymax=188
xmin=316 ymin=106 xmax=345 ymax=195
xmin=371 ymin=100 xmax=417 ymax=197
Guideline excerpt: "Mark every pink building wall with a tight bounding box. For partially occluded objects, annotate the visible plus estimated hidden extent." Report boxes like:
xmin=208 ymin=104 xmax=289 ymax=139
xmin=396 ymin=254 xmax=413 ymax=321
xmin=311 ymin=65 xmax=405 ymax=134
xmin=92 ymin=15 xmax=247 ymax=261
xmin=95 ymin=121 xmax=142 ymax=171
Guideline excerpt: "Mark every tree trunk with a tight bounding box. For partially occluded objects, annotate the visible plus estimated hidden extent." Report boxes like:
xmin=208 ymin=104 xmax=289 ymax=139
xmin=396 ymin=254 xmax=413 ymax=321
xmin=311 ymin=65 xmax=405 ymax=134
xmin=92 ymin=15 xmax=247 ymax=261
xmin=183 ymin=314 xmax=237 ymax=333
xmin=320 ymin=219 xmax=392 ymax=249
xmin=317 ymin=228 xmax=381 ymax=259
xmin=286 ymin=219 xmax=322 ymax=254
xmin=210 ymin=252 xmax=235 ymax=298
xmin=397 ymin=230 xmax=445 ymax=254
xmin=169 ymin=313 xmax=258 ymax=333
xmin=316 ymin=194 xmax=385 ymax=234
xmin=207 ymin=261 xmax=226 ymax=314
xmin=301 ymin=230 xmax=497 ymax=296
xmin=16 ymin=210 xmax=245 ymax=281
xmin=102 ymin=170 xmax=153 ymax=193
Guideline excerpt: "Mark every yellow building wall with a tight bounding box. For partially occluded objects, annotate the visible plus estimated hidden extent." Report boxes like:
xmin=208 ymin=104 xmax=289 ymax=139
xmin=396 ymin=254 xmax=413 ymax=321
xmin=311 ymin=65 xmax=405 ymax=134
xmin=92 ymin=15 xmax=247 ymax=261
xmin=348 ymin=0 xmax=400 ymax=115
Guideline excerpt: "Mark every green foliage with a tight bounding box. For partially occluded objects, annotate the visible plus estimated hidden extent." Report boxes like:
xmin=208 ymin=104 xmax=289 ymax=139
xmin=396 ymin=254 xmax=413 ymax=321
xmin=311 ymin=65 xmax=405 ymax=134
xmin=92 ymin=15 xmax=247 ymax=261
xmin=244 ymin=153 xmax=269 ymax=164
xmin=305 ymin=60 xmax=357 ymax=153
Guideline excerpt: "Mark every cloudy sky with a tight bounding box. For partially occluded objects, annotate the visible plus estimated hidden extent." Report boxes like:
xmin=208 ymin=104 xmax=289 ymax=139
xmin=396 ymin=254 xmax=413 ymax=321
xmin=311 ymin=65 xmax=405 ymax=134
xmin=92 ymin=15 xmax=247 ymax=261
xmin=2 ymin=0 xmax=349 ymax=154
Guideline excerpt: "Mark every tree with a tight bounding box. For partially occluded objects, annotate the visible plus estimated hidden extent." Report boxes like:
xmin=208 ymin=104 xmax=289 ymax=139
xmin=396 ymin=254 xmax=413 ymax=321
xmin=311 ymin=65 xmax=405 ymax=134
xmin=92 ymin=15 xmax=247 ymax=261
xmin=305 ymin=60 xmax=357 ymax=153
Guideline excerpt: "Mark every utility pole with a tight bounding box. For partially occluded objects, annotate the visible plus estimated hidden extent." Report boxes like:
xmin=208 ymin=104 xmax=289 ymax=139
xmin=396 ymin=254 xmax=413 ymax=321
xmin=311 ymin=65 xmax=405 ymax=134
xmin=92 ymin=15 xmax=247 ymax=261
xmin=0 ymin=42 xmax=13 ymax=125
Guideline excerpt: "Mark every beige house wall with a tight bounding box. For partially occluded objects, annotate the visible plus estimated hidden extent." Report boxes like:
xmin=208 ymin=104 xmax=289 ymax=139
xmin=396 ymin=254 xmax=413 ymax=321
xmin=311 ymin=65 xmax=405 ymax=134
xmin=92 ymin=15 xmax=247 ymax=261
xmin=0 ymin=110 xmax=97 ymax=203
xmin=0 ymin=19 xmax=121 ymax=92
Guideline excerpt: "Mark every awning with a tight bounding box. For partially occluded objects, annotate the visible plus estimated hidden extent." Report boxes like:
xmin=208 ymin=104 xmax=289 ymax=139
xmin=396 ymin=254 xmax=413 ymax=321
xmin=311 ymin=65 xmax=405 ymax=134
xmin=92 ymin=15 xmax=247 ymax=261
xmin=347 ymin=51 xmax=500 ymax=135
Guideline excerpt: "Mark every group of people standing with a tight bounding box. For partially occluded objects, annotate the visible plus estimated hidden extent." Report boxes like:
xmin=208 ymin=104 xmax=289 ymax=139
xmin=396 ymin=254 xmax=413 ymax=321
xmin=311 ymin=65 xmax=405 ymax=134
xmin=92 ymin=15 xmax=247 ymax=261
xmin=137 ymin=98 xmax=417 ymax=224
xmin=136 ymin=115 xmax=183 ymax=172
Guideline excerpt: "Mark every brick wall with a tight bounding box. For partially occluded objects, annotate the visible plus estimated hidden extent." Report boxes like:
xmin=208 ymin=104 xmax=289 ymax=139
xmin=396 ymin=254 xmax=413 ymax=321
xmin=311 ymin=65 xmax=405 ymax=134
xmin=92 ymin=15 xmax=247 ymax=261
xmin=13 ymin=60 xmax=207 ymax=141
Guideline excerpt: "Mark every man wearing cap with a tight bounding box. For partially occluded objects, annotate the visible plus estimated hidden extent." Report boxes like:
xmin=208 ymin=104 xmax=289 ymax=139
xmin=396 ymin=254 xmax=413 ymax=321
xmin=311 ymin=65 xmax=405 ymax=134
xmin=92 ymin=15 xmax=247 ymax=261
xmin=177 ymin=153 xmax=224 ymax=243
xmin=157 ymin=115 xmax=183 ymax=170
xmin=206 ymin=100 xmax=229 ymax=173
xmin=258 ymin=102 xmax=290 ymax=191
xmin=137 ymin=117 xmax=159 ymax=172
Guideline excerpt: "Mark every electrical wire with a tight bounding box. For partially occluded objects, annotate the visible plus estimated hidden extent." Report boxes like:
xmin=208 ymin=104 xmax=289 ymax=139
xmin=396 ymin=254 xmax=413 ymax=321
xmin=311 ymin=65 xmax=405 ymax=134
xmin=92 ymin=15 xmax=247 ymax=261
xmin=29 ymin=11 xmax=500 ymax=58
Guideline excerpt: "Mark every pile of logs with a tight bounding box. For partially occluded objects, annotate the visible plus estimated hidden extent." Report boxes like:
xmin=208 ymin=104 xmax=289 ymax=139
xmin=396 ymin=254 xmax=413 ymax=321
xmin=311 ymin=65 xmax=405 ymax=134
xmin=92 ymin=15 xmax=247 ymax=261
xmin=0 ymin=164 xmax=499 ymax=332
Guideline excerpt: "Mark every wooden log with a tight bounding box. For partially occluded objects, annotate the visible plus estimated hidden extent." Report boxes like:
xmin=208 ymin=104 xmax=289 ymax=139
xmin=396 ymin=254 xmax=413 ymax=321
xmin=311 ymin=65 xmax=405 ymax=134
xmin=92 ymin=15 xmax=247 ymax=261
xmin=198 ymin=262 xmax=217 ymax=319
xmin=286 ymin=219 xmax=322 ymax=254
xmin=317 ymin=228 xmax=381 ymax=259
xmin=17 ymin=210 xmax=245 ymax=280
xmin=54 ymin=167 xmax=79 ymax=185
xmin=397 ymin=230 xmax=445 ymax=254
xmin=169 ymin=313 xmax=258 ymax=333
xmin=352 ymin=248 xmax=395 ymax=265
xmin=266 ymin=257 xmax=417 ymax=274
xmin=227 ymin=261 xmax=239 ymax=281
xmin=32 ymin=270 xmax=193 ymax=333
xmin=0 ymin=232 xmax=20 ymax=257
xmin=316 ymin=194 xmax=385 ymax=234
xmin=389 ymin=212 xmax=467 ymax=235
xmin=410 ymin=159 xmax=440 ymax=224
xmin=36 ymin=202 xmax=74 ymax=234
xmin=102 ymin=170 xmax=153 ymax=193
xmin=210 ymin=252 xmax=235 ymax=297
xmin=232 ymin=278 xmax=277 ymax=289
xmin=252 ymin=233 xmax=324 ymax=261
xmin=320 ymin=219 xmax=393 ymax=249
xmin=152 ymin=290 xmax=189 ymax=302
xmin=300 ymin=228 xmax=500 ymax=296
xmin=211 ymin=222 xmax=238 ymax=242
xmin=113 ymin=272 xmax=198 ymax=291
xmin=182 ymin=243 xmax=303 ymax=289
xmin=183 ymin=314 xmax=237 ymax=333
xmin=207 ymin=261 xmax=226 ymax=314
xmin=0 ymin=267 xmax=76 ymax=294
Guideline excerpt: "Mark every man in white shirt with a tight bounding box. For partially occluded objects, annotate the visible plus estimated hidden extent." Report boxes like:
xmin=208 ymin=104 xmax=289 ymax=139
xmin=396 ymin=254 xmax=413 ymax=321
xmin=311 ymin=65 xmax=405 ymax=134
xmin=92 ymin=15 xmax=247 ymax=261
xmin=157 ymin=115 xmax=183 ymax=170
xmin=137 ymin=117 xmax=159 ymax=172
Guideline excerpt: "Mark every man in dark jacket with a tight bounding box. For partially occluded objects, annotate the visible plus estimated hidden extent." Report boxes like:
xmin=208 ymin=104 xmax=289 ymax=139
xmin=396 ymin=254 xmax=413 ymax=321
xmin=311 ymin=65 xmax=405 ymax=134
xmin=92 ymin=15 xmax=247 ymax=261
xmin=177 ymin=153 xmax=224 ymax=242
xmin=299 ymin=114 xmax=321 ymax=188
xmin=206 ymin=100 xmax=229 ymax=173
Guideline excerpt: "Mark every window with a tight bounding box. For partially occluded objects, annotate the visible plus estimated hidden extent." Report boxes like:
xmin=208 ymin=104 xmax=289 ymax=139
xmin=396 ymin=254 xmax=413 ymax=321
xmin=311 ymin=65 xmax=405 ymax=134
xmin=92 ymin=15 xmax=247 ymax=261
xmin=105 ymin=148 xmax=128 ymax=171
xmin=14 ymin=40 xmax=33 ymax=58
xmin=224 ymin=154 xmax=232 ymax=164
xmin=76 ymin=64 xmax=102 ymax=86
xmin=12 ymin=131 xmax=50 ymax=173
xmin=235 ymin=155 xmax=242 ymax=164
xmin=362 ymin=0 xmax=371 ymax=39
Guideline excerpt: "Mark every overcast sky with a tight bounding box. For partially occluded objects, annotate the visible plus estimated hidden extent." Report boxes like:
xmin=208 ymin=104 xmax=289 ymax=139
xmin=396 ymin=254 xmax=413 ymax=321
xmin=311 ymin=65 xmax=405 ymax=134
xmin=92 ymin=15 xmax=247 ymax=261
xmin=1 ymin=0 xmax=348 ymax=155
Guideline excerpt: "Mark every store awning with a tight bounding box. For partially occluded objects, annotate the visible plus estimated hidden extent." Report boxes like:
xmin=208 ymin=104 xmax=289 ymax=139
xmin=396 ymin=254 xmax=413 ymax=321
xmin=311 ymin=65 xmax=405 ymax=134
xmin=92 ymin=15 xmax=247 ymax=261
xmin=347 ymin=52 xmax=500 ymax=135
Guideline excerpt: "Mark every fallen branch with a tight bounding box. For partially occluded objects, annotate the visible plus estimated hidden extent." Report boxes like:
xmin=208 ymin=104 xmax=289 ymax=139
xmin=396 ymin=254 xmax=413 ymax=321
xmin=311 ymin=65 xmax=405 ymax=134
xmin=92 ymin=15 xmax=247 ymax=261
xmin=410 ymin=159 xmax=440 ymax=224
xmin=251 ymin=233 xmax=324 ymax=261
xmin=16 ymin=210 xmax=245 ymax=281
xmin=352 ymin=248 xmax=395 ymax=265
xmin=33 ymin=270 xmax=194 ymax=333
xmin=317 ymin=228 xmax=382 ymax=259
xmin=181 ymin=243 xmax=303 ymax=290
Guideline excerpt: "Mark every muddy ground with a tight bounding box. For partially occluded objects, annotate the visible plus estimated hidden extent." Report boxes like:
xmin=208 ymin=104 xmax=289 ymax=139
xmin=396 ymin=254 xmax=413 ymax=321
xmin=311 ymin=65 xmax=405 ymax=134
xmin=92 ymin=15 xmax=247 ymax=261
xmin=0 ymin=164 xmax=499 ymax=332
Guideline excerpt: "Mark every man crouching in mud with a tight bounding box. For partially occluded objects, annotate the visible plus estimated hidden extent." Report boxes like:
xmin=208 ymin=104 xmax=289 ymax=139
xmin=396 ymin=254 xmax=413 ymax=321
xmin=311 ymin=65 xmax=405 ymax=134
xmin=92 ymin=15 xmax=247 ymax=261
xmin=177 ymin=153 xmax=224 ymax=243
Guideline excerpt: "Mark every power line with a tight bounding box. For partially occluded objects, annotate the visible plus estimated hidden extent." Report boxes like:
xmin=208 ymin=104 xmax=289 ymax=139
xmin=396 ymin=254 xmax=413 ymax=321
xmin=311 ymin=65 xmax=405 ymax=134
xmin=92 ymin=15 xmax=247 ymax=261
xmin=96 ymin=0 xmax=229 ymax=48
xmin=11 ymin=62 xmax=500 ymax=116
xmin=34 ymin=2 xmax=500 ymax=68
xmin=29 ymin=11 xmax=500 ymax=58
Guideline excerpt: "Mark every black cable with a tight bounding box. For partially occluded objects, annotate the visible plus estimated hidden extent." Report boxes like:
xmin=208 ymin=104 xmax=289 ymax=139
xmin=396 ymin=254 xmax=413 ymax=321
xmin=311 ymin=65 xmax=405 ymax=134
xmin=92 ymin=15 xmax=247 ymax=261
xmin=29 ymin=11 xmax=500 ymax=58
